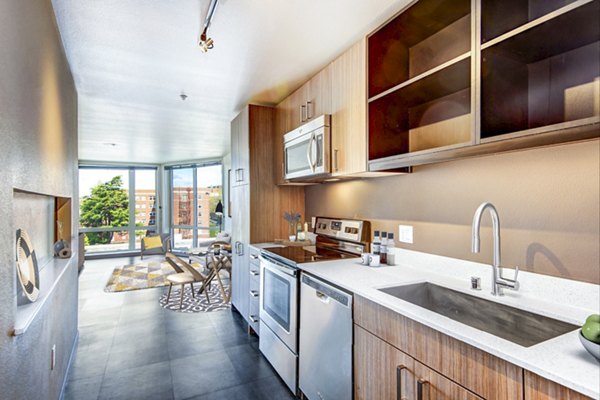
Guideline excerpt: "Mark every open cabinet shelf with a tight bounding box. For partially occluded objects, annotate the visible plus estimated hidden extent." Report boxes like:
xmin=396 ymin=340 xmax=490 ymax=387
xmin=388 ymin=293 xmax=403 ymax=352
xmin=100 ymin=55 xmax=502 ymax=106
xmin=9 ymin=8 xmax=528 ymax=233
xmin=368 ymin=0 xmax=471 ymax=99
xmin=369 ymin=57 xmax=471 ymax=160
xmin=481 ymin=0 xmax=600 ymax=138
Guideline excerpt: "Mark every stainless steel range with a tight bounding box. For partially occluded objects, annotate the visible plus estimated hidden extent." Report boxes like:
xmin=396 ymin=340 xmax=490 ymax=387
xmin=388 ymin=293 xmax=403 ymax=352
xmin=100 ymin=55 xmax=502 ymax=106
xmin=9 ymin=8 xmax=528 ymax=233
xmin=258 ymin=217 xmax=370 ymax=395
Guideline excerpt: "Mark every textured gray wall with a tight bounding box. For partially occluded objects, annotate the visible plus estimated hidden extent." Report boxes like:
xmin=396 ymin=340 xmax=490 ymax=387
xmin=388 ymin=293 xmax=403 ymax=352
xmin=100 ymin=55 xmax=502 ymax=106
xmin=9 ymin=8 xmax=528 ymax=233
xmin=306 ymin=139 xmax=600 ymax=284
xmin=0 ymin=0 xmax=79 ymax=398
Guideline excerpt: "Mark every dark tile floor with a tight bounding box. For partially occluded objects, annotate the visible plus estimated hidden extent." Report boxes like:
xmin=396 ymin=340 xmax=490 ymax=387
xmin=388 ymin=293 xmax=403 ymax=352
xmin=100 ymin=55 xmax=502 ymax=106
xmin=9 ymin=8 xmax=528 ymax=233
xmin=63 ymin=256 xmax=295 ymax=400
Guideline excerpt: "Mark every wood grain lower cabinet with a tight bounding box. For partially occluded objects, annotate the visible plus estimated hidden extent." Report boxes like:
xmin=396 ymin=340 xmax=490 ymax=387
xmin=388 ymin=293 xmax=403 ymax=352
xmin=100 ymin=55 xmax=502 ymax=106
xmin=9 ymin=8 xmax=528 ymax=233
xmin=355 ymin=295 xmax=523 ymax=400
xmin=355 ymin=325 xmax=483 ymax=400
xmin=524 ymin=371 xmax=593 ymax=400
xmin=355 ymin=325 xmax=415 ymax=400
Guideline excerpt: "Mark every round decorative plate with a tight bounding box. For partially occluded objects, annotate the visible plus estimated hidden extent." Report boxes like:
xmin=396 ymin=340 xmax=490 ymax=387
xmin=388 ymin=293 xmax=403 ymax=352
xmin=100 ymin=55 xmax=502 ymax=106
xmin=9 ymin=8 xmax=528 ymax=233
xmin=16 ymin=229 xmax=40 ymax=302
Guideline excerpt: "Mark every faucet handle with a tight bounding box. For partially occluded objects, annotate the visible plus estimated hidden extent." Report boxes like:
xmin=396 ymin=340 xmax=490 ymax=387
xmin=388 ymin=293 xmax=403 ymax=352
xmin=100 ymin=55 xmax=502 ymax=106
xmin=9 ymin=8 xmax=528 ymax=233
xmin=499 ymin=266 xmax=520 ymax=291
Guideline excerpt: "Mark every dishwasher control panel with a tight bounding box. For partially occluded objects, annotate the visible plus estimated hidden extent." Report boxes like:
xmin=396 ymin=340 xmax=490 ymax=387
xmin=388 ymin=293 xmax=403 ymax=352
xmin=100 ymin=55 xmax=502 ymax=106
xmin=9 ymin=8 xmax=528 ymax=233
xmin=302 ymin=275 xmax=350 ymax=307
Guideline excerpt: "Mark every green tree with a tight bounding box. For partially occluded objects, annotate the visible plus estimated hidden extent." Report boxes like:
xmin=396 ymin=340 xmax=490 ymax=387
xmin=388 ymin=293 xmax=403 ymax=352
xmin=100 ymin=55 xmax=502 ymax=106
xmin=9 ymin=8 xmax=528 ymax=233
xmin=80 ymin=176 xmax=129 ymax=244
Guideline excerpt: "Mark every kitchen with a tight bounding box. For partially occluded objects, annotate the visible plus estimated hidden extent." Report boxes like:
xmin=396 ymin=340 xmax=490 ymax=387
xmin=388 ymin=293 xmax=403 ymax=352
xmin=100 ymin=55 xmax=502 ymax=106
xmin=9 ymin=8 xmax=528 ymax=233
xmin=228 ymin=0 xmax=600 ymax=399
xmin=2 ymin=0 xmax=599 ymax=398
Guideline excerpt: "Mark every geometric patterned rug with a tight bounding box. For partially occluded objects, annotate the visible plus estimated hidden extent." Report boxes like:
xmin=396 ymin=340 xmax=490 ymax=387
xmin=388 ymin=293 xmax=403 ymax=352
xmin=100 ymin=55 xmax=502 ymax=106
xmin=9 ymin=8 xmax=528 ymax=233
xmin=103 ymin=260 xmax=202 ymax=293
xmin=158 ymin=283 xmax=231 ymax=313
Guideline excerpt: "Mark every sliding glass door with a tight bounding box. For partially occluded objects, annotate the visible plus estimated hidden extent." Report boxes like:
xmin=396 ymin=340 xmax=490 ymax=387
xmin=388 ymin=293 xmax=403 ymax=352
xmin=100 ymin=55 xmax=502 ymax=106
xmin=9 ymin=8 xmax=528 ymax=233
xmin=79 ymin=166 xmax=158 ymax=253
xmin=170 ymin=163 xmax=222 ymax=251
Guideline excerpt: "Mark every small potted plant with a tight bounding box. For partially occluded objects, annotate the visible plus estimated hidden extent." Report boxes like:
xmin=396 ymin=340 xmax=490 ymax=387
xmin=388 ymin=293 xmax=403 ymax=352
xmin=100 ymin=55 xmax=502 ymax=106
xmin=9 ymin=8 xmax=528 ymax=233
xmin=283 ymin=211 xmax=302 ymax=241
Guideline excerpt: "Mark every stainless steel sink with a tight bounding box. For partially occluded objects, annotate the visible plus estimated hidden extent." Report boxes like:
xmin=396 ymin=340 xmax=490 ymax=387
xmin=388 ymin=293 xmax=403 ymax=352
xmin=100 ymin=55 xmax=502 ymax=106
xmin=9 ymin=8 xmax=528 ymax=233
xmin=379 ymin=282 xmax=578 ymax=347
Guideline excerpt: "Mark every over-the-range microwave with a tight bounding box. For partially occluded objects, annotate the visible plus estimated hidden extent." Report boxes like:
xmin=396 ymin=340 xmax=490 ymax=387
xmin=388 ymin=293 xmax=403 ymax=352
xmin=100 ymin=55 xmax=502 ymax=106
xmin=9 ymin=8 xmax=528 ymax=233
xmin=283 ymin=114 xmax=331 ymax=180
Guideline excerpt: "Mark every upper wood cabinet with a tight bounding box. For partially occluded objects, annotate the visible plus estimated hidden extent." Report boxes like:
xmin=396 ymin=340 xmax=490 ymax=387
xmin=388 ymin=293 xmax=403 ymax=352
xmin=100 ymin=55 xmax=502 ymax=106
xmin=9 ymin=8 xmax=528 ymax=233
xmin=231 ymin=107 xmax=250 ymax=186
xmin=331 ymin=38 xmax=368 ymax=176
xmin=308 ymin=65 xmax=332 ymax=122
xmin=287 ymin=66 xmax=332 ymax=131
xmin=367 ymin=0 xmax=600 ymax=171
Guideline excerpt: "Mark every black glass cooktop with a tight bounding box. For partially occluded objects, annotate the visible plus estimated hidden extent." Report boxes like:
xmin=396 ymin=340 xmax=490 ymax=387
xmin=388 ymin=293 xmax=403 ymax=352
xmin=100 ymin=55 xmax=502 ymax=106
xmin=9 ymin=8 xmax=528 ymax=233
xmin=263 ymin=245 xmax=357 ymax=265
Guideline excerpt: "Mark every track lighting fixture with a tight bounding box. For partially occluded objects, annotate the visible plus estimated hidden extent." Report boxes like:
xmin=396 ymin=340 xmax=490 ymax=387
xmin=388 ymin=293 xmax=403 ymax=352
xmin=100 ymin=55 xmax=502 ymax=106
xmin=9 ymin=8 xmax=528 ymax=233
xmin=199 ymin=0 xmax=219 ymax=53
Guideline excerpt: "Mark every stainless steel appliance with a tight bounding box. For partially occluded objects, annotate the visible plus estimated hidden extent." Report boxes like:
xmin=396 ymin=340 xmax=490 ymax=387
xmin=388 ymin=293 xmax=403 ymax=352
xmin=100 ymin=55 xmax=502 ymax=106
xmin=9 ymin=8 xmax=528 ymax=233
xmin=299 ymin=273 xmax=353 ymax=400
xmin=283 ymin=115 xmax=331 ymax=180
xmin=259 ymin=217 xmax=370 ymax=395
xmin=259 ymin=253 xmax=299 ymax=392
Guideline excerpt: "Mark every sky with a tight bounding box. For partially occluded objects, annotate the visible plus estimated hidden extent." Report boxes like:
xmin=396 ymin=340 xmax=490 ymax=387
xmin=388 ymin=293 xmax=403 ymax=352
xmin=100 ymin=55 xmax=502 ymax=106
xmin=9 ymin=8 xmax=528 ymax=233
xmin=79 ymin=165 xmax=222 ymax=198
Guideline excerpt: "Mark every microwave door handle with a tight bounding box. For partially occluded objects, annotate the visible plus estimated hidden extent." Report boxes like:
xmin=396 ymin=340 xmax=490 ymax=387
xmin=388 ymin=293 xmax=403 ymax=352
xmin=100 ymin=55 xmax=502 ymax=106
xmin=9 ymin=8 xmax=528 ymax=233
xmin=310 ymin=133 xmax=318 ymax=170
xmin=306 ymin=134 xmax=315 ymax=173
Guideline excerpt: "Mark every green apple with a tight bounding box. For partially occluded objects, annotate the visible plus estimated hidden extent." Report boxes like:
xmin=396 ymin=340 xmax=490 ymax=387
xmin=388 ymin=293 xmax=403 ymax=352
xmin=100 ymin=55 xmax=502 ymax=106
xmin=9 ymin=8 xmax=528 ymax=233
xmin=582 ymin=321 xmax=600 ymax=344
xmin=585 ymin=314 xmax=600 ymax=324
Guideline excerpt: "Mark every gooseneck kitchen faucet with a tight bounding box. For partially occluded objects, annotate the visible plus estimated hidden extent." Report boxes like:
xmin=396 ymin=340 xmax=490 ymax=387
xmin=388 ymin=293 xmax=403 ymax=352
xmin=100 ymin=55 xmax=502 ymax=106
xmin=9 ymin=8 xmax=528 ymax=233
xmin=471 ymin=202 xmax=520 ymax=296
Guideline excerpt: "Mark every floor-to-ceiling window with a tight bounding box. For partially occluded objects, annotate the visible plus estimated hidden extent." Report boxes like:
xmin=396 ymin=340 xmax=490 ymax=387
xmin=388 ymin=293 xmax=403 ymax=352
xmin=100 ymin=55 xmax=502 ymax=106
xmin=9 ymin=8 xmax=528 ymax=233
xmin=168 ymin=163 xmax=222 ymax=251
xmin=79 ymin=166 xmax=158 ymax=253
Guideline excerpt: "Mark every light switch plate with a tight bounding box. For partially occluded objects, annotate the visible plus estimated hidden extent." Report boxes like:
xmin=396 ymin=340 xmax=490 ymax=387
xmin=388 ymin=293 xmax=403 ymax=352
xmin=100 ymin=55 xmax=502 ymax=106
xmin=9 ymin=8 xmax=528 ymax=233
xmin=399 ymin=225 xmax=413 ymax=244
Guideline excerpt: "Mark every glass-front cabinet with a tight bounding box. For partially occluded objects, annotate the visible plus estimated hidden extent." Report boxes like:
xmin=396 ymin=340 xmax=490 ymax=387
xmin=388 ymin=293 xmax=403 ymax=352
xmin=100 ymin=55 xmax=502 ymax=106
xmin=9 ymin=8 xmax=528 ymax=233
xmin=367 ymin=0 xmax=599 ymax=171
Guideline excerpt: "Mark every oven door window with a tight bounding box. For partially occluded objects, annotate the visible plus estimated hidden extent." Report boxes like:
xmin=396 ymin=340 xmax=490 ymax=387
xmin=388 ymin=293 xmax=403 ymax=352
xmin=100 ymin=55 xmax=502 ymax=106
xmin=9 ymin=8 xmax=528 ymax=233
xmin=285 ymin=138 xmax=311 ymax=175
xmin=263 ymin=268 xmax=291 ymax=332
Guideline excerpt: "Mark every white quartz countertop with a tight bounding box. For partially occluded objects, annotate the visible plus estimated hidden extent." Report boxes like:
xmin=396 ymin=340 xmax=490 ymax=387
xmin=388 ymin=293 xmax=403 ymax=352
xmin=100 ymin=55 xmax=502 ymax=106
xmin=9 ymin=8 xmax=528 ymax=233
xmin=299 ymin=249 xmax=600 ymax=399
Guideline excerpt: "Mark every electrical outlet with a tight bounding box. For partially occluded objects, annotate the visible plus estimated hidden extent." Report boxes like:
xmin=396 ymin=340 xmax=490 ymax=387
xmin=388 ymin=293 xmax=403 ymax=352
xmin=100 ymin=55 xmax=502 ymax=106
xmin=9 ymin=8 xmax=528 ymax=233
xmin=399 ymin=225 xmax=413 ymax=244
xmin=51 ymin=344 xmax=56 ymax=370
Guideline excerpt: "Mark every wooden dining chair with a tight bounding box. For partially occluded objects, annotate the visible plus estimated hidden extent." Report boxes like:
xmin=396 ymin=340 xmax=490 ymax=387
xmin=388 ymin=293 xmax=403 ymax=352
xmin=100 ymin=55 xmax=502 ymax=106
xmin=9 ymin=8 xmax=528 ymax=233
xmin=165 ymin=253 xmax=213 ymax=309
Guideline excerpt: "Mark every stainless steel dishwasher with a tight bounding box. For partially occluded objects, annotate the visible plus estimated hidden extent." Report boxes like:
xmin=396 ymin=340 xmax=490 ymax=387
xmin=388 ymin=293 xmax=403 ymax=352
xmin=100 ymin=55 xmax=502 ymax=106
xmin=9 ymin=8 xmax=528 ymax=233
xmin=299 ymin=273 xmax=353 ymax=400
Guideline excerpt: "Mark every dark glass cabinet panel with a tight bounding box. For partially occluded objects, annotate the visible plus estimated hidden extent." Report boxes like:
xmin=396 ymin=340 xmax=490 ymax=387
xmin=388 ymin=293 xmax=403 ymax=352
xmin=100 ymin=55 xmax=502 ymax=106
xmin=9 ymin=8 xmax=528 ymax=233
xmin=481 ymin=1 xmax=600 ymax=138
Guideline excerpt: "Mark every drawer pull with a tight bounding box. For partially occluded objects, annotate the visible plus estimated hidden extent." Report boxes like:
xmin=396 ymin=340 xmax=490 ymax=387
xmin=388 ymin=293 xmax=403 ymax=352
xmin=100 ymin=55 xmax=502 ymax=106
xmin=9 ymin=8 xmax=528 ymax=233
xmin=250 ymin=270 xmax=259 ymax=277
xmin=250 ymin=254 xmax=259 ymax=260
xmin=249 ymin=290 xmax=259 ymax=298
xmin=249 ymin=314 xmax=259 ymax=323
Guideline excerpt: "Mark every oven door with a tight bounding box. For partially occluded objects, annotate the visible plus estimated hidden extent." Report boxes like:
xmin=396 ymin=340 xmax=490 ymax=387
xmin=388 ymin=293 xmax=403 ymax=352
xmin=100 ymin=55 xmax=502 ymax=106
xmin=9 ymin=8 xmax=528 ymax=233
xmin=284 ymin=125 xmax=330 ymax=180
xmin=259 ymin=255 xmax=298 ymax=353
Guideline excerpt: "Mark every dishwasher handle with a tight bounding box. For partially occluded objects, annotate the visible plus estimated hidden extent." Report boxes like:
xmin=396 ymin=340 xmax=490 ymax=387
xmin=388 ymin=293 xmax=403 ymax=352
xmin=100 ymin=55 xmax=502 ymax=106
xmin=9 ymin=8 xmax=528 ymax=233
xmin=302 ymin=274 xmax=351 ymax=307
xmin=316 ymin=290 xmax=330 ymax=303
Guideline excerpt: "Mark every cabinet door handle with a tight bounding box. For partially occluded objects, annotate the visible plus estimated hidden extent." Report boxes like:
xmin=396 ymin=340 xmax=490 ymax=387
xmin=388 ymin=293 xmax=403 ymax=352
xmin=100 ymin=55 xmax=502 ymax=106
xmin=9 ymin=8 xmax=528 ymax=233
xmin=301 ymin=104 xmax=307 ymax=123
xmin=396 ymin=365 xmax=407 ymax=400
xmin=417 ymin=378 xmax=429 ymax=400
xmin=307 ymin=101 xmax=313 ymax=119
xmin=249 ymin=290 xmax=259 ymax=297
xmin=238 ymin=242 xmax=244 ymax=256
xmin=250 ymin=270 xmax=259 ymax=276
xmin=249 ymin=314 xmax=259 ymax=323
xmin=334 ymin=149 xmax=339 ymax=172
xmin=238 ymin=168 xmax=244 ymax=183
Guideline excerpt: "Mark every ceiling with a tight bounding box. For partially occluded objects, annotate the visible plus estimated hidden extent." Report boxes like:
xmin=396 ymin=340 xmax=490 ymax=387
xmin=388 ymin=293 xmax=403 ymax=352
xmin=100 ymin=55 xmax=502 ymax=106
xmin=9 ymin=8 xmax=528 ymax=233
xmin=51 ymin=0 xmax=410 ymax=164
